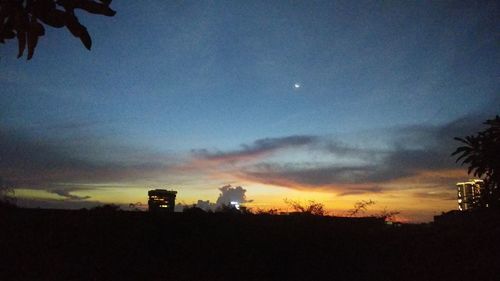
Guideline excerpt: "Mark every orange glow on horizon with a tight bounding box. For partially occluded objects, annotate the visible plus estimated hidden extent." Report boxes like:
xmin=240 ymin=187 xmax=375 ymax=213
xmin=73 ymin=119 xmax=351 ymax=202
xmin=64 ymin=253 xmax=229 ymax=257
xmin=13 ymin=165 xmax=467 ymax=223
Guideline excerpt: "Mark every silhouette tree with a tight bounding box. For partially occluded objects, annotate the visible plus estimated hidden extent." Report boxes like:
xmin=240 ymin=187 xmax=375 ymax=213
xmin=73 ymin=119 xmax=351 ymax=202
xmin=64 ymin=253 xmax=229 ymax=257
xmin=254 ymin=208 xmax=280 ymax=215
xmin=348 ymin=199 xmax=400 ymax=221
xmin=452 ymin=115 xmax=500 ymax=208
xmin=0 ymin=0 xmax=116 ymax=59
xmin=215 ymin=203 xmax=243 ymax=214
xmin=128 ymin=202 xmax=146 ymax=211
xmin=89 ymin=203 xmax=121 ymax=212
xmin=284 ymin=198 xmax=326 ymax=216
xmin=183 ymin=204 xmax=206 ymax=214
xmin=348 ymin=199 xmax=375 ymax=217
xmin=0 ymin=177 xmax=16 ymax=208
xmin=377 ymin=207 xmax=400 ymax=222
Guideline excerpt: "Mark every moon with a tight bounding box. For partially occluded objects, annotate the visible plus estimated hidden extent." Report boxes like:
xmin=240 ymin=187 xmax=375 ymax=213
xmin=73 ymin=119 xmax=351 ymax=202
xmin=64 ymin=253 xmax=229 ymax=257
xmin=294 ymin=83 xmax=301 ymax=89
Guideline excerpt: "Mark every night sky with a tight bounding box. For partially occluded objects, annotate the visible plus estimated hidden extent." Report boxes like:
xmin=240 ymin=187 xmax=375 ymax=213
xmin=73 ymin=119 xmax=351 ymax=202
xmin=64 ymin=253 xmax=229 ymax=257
xmin=1 ymin=0 xmax=498 ymax=221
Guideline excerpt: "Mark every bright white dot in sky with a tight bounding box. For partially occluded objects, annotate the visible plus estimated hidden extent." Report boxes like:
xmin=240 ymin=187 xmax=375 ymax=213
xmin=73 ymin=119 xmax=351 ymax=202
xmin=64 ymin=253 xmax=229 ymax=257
xmin=294 ymin=83 xmax=301 ymax=89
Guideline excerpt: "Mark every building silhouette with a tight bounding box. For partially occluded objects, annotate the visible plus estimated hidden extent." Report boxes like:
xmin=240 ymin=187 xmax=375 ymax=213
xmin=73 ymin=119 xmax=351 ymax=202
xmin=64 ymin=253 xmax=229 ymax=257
xmin=457 ymin=179 xmax=484 ymax=210
xmin=148 ymin=189 xmax=177 ymax=212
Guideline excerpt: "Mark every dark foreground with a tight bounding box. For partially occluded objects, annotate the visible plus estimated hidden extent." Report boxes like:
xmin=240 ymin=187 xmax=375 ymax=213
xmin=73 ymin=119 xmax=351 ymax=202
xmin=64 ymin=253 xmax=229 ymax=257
xmin=0 ymin=208 xmax=499 ymax=281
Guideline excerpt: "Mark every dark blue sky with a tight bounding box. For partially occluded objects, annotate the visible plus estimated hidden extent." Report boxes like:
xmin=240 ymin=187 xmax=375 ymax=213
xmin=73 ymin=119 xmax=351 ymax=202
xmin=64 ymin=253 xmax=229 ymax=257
xmin=0 ymin=0 xmax=498 ymax=221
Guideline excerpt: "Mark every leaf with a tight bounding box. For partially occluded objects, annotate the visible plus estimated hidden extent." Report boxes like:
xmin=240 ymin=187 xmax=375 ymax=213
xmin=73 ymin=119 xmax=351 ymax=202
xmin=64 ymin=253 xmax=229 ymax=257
xmin=454 ymin=146 xmax=470 ymax=153
xmin=27 ymin=19 xmax=44 ymax=60
xmin=77 ymin=1 xmax=116 ymax=16
xmin=80 ymin=28 xmax=92 ymax=50
xmin=454 ymin=137 xmax=468 ymax=144
xmin=57 ymin=0 xmax=76 ymax=12
xmin=455 ymin=153 xmax=471 ymax=163
xmin=0 ymin=13 xmax=6 ymax=36
xmin=477 ymin=167 xmax=486 ymax=178
xmin=468 ymin=166 xmax=475 ymax=175
xmin=27 ymin=32 xmax=38 ymax=60
xmin=38 ymin=9 xmax=66 ymax=28
xmin=34 ymin=21 xmax=45 ymax=36
xmin=462 ymin=156 xmax=473 ymax=164
xmin=2 ymin=0 xmax=115 ymax=58
xmin=16 ymin=29 xmax=26 ymax=58
xmin=1 ymin=29 xmax=15 ymax=39
xmin=65 ymin=13 xmax=91 ymax=50
xmin=98 ymin=0 xmax=113 ymax=5
xmin=451 ymin=146 xmax=470 ymax=156
xmin=34 ymin=0 xmax=57 ymax=12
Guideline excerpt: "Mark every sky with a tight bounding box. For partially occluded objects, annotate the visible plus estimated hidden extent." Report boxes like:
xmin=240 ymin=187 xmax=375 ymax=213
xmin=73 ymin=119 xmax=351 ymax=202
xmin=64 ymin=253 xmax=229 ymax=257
xmin=0 ymin=0 xmax=498 ymax=222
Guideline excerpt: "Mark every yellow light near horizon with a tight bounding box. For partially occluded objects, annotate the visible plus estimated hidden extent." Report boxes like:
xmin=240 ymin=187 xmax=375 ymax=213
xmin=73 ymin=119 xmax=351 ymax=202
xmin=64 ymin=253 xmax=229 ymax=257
xmin=15 ymin=189 xmax=65 ymax=200
xmin=79 ymin=187 xmax=149 ymax=204
xmin=12 ymin=172 xmax=460 ymax=223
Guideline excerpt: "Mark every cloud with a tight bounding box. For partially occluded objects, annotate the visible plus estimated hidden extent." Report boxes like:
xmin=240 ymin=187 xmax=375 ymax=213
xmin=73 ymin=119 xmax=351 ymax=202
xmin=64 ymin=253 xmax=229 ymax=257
xmin=412 ymin=191 xmax=456 ymax=201
xmin=324 ymin=140 xmax=374 ymax=158
xmin=337 ymin=186 xmax=383 ymax=196
xmin=181 ymin=114 xmax=491 ymax=195
xmin=208 ymin=115 xmax=489 ymax=195
xmin=14 ymin=197 xmax=103 ymax=210
xmin=48 ymin=189 xmax=91 ymax=201
xmin=0 ymin=126 xmax=173 ymax=192
xmin=3 ymin=111 xmax=492 ymax=205
xmin=177 ymin=135 xmax=319 ymax=176
xmin=215 ymin=184 xmax=253 ymax=207
xmin=239 ymin=163 xmax=378 ymax=186
xmin=192 ymin=135 xmax=317 ymax=163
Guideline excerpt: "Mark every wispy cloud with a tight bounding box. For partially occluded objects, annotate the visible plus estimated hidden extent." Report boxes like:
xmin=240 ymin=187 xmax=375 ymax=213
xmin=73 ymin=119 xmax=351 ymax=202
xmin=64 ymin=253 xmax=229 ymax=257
xmin=47 ymin=188 xmax=91 ymax=201
xmin=184 ymin=115 xmax=486 ymax=195
xmin=15 ymin=197 xmax=104 ymax=210
xmin=177 ymin=135 xmax=319 ymax=175
xmin=192 ymin=135 xmax=318 ymax=163
xmin=2 ymin=113 xmax=491 ymax=204
xmin=0 ymin=126 xmax=174 ymax=192
xmin=412 ymin=191 xmax=457 ymax=201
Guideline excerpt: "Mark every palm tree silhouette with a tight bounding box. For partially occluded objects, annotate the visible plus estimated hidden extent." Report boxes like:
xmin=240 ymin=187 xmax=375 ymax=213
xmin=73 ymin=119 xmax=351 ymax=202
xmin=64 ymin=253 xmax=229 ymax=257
xmin=452 ymin=115 xmax=500 ymax=208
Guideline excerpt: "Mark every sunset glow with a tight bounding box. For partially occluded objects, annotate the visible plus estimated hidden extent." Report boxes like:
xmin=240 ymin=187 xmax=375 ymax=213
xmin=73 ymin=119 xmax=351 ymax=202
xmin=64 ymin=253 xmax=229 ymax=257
xmin=1 ymin=1 xmax=498 ymax=222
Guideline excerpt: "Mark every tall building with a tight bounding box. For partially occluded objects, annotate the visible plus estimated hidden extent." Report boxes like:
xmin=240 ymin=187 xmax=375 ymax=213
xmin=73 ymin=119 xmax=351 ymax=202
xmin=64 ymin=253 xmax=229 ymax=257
xmin=148 ymin=189 xmax=177 ymax=212
xmin=456 ymin=179 xmax=484 ymax=211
